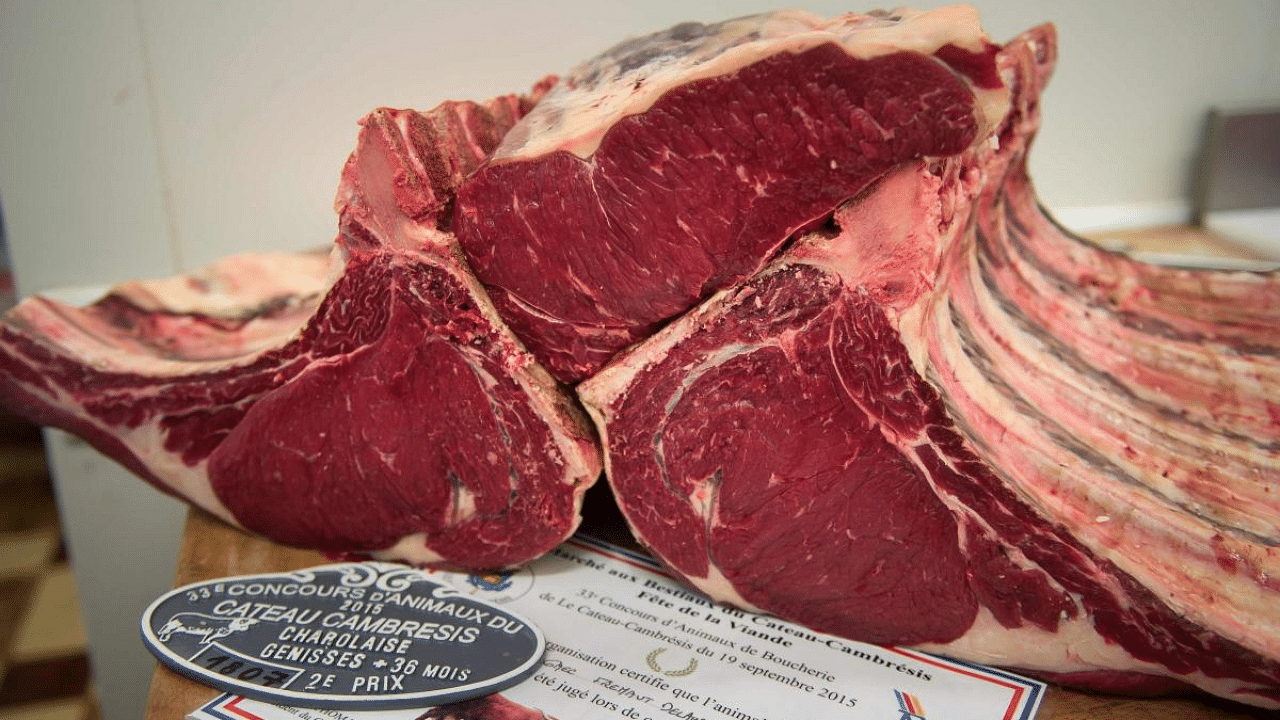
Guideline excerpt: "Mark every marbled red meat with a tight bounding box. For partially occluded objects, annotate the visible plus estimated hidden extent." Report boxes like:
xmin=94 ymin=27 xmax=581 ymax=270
xmin=453 ymin=11 xmax=1001 ymax=384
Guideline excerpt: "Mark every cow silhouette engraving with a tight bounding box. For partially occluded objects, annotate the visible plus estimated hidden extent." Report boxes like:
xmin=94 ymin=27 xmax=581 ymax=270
xmin=158 ymin=612 xmax=259 ymax=645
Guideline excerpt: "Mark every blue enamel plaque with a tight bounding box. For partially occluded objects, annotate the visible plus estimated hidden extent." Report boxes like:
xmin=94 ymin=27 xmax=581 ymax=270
xmin=141 ymin=562 xmax=544 ymax=710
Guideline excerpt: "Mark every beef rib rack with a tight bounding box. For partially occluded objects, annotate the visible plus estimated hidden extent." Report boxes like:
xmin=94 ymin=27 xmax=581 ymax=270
xmin=0 ymin=3 xmax=1277 ymax=710
xmin=573 ymin=8 xmax=1280 ymax=709
xmin=0 ymin=95 xmax=601 ymax=570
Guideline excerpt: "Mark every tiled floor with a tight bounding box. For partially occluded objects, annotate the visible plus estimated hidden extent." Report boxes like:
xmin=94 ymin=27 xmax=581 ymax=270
xmin=0 ymin=414 xmax=100 ymax=719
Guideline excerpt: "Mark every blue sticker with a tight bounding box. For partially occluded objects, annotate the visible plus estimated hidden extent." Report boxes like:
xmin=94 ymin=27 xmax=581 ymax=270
xmin=141 ymin=562 xmax=545 ymax=710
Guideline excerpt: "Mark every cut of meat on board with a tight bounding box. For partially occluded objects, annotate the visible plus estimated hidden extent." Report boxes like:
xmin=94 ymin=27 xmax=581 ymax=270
xmin=577 ymin=12 xmax=1280 ymax=710
xmin=0 ymin=93 xmax=602 ymax=570
xmin=452 ymin=6 xmax=1009 ymax=384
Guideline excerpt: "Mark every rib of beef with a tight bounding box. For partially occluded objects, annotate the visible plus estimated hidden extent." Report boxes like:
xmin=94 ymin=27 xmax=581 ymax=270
xmin=0 ymin=4 xmax=1276 ymax=710
xmin=0 ymin=95 xmax=601 ymax=569
xmin=574 ymin=9 xmax=1280 ymax=708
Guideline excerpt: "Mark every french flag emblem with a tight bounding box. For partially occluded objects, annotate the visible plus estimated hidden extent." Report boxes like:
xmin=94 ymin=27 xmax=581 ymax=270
xmin=894 ymin=689 xmax=927 ymax=719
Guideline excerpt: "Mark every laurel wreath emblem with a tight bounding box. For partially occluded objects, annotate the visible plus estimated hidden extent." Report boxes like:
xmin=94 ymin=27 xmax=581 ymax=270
xmin=645 ymin=647 xmax=698 ymax=677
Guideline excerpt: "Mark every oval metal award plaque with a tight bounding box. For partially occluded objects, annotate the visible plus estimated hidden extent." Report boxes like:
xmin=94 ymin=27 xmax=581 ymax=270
xmin=140 ymin=562 xmax=545 ymax=710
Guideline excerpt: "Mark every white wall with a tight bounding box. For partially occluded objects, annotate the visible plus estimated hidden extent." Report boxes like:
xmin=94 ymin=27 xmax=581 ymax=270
xmin=4 ymin=0 xmax=1279 ymax=295
xmin=1 ymin=1 xmax=1278 ymax=718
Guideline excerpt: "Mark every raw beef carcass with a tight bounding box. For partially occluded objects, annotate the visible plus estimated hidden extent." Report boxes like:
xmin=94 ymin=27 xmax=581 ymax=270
xmin=1 ymin=2 xmax=1277 ymax=710
xmin=0 ymin=95 xmax=601 ymax=569
xmin=576 ymin=8 xmax=1280 ymax=709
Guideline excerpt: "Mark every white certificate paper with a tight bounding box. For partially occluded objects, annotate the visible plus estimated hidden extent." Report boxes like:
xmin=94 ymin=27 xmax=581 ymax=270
xmin=188 ymin=535 xmax=1044 ymax=720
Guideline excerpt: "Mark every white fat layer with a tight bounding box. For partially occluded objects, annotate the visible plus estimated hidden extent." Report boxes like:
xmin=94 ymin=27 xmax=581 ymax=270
xmin=17 ymin=299 xmax=228 ymax=375
xmin=110 ymin=251 xmax=333 ymax=316
xmin=123 ymin=429 xmax=237 ymax=524
xmin=367 ymin=533 xmax=447 ymax=566
xmin=0 ymin=374 xmax=241 ymax=526
xmin=496 ymin=5 xmax=1007 ymax=161
xmin=452 ymin=483 xmax=478 ymax=526
xmin=393 ymin=111 xmax=438 ymax=194
xmin=10 ymin=250 xmax=339 ymax=374
xmin=917 ymin=606 xmax=1280 ymax=710
xmin=918 ymin=605 xmax=1152 ymax=674
xmin=661 ymin=552 xmax=764 ymax=615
